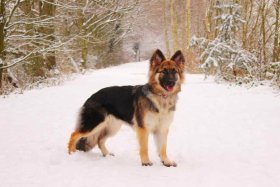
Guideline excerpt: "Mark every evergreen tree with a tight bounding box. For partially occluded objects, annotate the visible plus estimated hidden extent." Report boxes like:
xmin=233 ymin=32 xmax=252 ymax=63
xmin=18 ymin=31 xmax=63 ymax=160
xmin=191 ymin=2 xmax=257 ymax=83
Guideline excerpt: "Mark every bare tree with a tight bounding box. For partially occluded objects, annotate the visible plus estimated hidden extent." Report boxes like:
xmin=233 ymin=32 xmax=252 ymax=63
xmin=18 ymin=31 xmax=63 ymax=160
xmin=39 ymin=0 xmax=56 ymax=70
xmin=170 ymin=0 xmax=179 ymax=53
xmin=163 ymin=0 xmax=170 ymax=58
xmin=185 ymin=0 xmax=191 ymax=50
xmin=57 ymin=0 xmax=138 ymax=67
xmin=0 ymin=0 xmax=139 ymax=94
xmin=0 ymin=0 xmax=5 ymax=89
xmin=273 ymin=0 xmax=280 ymax=62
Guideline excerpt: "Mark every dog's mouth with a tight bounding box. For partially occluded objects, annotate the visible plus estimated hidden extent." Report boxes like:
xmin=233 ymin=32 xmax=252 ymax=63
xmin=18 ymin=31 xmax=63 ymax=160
xmin=160 ymin=79 xmax=176 ymax=92
xmin=164 ymin=85 xmax=174 ymax=92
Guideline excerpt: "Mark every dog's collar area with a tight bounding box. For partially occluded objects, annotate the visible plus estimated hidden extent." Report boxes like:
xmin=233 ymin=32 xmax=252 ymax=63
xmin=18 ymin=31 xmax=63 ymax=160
xmin=144 ymin=84 xmax=171 ymax=99
xmin=159 ymin=93 xmax=168 ymax=98
xmin=154 ymin=91 xmax=172 ymax=99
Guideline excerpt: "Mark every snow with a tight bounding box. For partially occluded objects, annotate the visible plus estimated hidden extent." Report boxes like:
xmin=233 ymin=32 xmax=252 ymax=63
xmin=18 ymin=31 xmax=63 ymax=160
xmin=0 ymin=61 xmax=280 ymax=187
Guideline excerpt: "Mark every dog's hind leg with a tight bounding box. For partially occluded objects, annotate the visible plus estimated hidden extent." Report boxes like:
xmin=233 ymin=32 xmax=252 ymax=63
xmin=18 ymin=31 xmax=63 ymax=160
xmin=68 ymin=124 xmax=108 ymax=154
xmin=68 ymin=105 xmax=107 ymax=154
xmin=75 ymin=134 xmax=98 ymax=152
xmin=97 ymin=116 xmax=122 ymax=157
xmin=97 ymin=131 xmax=111 ymax=157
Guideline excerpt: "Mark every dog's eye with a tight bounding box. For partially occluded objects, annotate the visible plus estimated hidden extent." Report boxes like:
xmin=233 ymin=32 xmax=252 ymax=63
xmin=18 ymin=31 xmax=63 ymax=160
xmin=171 ymin=69 xmax=177 ymax=74
xmin=160 ymin=69 xmax=168 ymax=74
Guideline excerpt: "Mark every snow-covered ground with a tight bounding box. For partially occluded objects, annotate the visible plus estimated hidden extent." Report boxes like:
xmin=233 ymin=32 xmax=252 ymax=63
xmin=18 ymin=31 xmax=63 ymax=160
xmin=0 ymin=61 xmax=280 ymax=187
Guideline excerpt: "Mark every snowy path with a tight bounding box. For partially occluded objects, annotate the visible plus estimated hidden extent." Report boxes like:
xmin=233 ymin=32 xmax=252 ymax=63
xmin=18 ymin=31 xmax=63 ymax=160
xmin=0 ymin=61 xmax=280 ymax=187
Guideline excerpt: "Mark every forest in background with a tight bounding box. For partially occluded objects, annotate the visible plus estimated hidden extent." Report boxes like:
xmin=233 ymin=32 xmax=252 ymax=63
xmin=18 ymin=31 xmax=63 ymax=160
xmin=0 ymin=0 xmax=279 ymax=95
xmin=162 ymin=0 xmax=280 ymax=86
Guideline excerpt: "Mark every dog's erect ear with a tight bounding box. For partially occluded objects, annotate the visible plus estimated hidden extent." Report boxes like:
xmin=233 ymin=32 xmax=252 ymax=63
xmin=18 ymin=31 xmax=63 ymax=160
xmin=171 ymin=50 xmax=185 ymax=65
xmin=150 ymin=49 xmax=166 ymax=66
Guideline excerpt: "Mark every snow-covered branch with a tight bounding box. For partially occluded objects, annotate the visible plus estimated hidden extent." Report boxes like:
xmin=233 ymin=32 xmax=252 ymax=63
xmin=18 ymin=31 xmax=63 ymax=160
xmin=191 ymin=2 xmax=257 ymax=83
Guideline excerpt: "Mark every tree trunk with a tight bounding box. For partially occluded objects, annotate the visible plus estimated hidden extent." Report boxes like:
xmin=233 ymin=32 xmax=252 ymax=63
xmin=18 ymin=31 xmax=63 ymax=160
xmin=170 ymin=0 xmax=179 ymax=53
xmin=261 ymin=0 xmax=267 ymax=64
xmin=39 ymin=0 xmax=56 ymax=70
xmin=20 ymin=0 xmax=45 ymax=77
xmin=0 ymin=0 xmax=5 ymax=90
xmin=77 ymin=9 xmax=88 ymax=68
xmin=205 ymin=0 xmax=214 ymax=39
xmin=242 ymin=0 xmax=250 ymax=48
xmin=214 ymin=0 xmax=222 ymax=38
xmin=273 ymin=0 xmax=280 ymax=62
xmin=185 ymin=0 xmax=191 ymax=50
xmin=163 ymin=0 xmax=170 ymax=58
xmin=81 ymin=36 xmax=88 ymax=68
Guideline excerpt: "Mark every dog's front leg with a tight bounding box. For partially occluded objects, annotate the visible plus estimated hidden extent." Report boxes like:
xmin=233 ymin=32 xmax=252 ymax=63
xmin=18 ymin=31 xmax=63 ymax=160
xmin=154 ymin=129 xmax=177 ymax=167
xmin=136 ymin=127 xmax=152 ymax=166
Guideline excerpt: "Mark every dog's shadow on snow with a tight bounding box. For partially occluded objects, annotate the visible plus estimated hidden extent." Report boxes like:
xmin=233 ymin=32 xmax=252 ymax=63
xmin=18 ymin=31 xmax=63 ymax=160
xmin=71 ymin=151 xmax=115 ymax=163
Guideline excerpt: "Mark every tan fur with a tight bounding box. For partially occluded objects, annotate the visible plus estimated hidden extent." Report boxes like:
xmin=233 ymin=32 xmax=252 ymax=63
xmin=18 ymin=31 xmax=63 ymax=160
xmin=98 ymin=131 xmax=110 ymax=156
xmin=136 ymin=127 xmax=151 ymax=165
xmin=68 ymin=49 xmax=184 ymax=167
xmin=68 ymin=115 xmax=122 ymax=155
xmin=135 ymin=53 xmax=184 ymax=167
xmin=135 ymin=94 xmax=177 ymax=166
xmin=149 ymin=60 xmax=184 ymax=97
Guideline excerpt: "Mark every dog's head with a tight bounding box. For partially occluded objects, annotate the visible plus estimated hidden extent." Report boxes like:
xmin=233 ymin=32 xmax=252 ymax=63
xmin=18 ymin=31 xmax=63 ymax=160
xmin=148 ymin=49 xmax=185 ymax=95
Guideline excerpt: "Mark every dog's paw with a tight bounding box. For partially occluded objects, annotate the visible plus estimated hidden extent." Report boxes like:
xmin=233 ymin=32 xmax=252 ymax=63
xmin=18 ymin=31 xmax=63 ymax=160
xmin=142 ymin=161 xmax=153 ymax=166
xmin=162 ymin=160 xmax=177 ymax=167
xmin=103 ymin=152 xmax=115 ymax=157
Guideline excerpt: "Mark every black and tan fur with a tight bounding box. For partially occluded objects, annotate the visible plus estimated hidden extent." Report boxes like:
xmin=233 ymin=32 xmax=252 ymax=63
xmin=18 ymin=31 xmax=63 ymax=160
xmin=68 ymin=49 xmax=185 ymax=167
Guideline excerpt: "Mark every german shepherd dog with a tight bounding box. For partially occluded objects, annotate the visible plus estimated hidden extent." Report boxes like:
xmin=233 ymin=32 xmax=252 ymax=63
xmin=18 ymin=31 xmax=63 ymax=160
xmin=68 ymin=49 xmax=185 ymax=167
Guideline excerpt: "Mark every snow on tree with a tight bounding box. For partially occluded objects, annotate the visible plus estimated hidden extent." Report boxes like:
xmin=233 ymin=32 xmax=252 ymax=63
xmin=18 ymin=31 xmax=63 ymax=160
xmin=57 ymin=0 xmax=139 ymax=68
xmin=190 ymin=2 xmax=257 ymax=83
xmin=0 ymin=0 xmax=139 ymax=94
xmin=265 ymin=61 xmax=280 ymax=88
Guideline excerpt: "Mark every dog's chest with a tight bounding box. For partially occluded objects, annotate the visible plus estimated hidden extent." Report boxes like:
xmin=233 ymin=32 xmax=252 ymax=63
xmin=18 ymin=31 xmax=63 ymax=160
xmin=144 ymin=96 xmax=176 ymax=132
